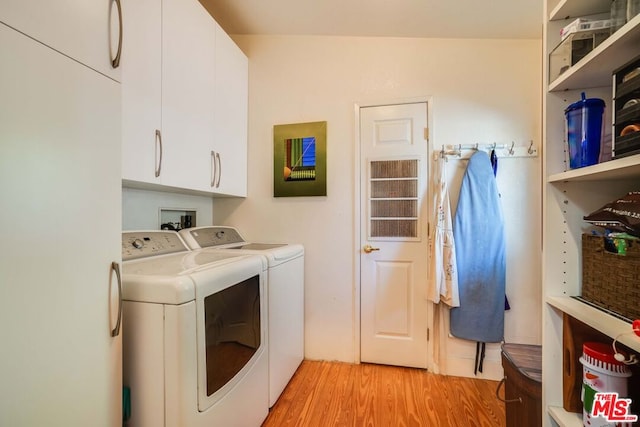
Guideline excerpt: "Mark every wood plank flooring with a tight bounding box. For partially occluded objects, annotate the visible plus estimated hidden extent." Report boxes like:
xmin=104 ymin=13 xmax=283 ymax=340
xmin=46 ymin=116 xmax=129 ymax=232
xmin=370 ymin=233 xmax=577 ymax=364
xmin=262 ymin=360 xmax=505 ymax=427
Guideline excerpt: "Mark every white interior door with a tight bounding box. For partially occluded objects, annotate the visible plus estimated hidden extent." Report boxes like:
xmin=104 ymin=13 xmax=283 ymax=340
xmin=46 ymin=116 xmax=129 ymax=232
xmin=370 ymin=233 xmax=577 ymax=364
xmin=359 ymin=102 xmax=430 ymax=368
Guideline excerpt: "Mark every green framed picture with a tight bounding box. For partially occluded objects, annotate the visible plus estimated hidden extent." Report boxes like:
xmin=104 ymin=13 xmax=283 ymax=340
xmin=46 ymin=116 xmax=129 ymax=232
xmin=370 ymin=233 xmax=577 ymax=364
xmin=273 ymin=121 xmax=327 ymax=197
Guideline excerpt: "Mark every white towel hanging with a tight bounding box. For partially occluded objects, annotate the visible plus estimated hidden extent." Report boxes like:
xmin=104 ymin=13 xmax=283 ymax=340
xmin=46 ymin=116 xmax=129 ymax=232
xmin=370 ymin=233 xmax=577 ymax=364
xmin=427 ymin=155 xmax=460 ymax=307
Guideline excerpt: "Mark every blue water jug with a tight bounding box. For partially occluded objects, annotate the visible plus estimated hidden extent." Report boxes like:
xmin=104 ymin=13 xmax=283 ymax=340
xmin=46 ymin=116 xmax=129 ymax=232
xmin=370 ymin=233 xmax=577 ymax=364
xmin=565 ymin=92 xmax=605 ymax=169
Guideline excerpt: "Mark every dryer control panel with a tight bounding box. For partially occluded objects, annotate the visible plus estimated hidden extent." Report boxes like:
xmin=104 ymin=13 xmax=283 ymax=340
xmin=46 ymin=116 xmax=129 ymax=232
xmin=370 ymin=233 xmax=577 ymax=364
xmin=122 ymin=231 xmax=189 ymax=261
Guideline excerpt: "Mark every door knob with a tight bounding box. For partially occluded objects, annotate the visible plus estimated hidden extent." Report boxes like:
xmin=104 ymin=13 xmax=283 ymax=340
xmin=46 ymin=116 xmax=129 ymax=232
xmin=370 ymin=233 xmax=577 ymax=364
xmin=363 ymin=244 xmax=380 ymax=253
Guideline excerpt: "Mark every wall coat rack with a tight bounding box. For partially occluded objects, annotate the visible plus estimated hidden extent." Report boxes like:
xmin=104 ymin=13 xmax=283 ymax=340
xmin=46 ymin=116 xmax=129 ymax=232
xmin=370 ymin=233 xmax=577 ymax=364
xmin=436 ymin=141 xmax=538 ymax=161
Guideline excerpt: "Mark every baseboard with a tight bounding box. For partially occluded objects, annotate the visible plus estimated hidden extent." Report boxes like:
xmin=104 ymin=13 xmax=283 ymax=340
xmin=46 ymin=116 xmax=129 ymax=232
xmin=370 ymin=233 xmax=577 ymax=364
xmin=443 ymin=356 xmax=503 ymax=381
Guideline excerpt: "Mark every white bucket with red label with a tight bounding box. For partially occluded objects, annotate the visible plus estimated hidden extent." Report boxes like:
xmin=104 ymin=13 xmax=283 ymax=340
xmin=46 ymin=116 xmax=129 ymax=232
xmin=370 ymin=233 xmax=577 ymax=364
xmin=580 ymin=341 xmax=632 ymax=427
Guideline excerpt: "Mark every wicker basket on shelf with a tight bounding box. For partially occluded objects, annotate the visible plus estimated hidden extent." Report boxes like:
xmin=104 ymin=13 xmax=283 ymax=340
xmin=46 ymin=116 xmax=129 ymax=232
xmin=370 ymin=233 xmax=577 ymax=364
xmin=581 ymin=234 xmax=640 ymax=321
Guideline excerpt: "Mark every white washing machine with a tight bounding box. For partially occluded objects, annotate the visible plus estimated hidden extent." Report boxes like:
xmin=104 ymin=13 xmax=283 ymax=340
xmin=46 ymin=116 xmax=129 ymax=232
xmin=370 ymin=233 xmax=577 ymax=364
xmin=179 ymin=226 xmax=304 ymax=407
xmin=121 ymin=231 xmax=269 ymax=427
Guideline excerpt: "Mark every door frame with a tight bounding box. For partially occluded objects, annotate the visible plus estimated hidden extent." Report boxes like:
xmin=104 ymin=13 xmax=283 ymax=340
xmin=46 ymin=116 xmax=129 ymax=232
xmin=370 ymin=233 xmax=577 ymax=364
xmin=353 ymin=96 xmax=435 ymax=369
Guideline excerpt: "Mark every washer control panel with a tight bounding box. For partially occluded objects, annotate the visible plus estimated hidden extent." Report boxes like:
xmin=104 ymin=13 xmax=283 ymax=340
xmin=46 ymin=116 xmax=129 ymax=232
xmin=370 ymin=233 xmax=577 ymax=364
xmin=184 ymin=226 xmax=245 ymax=248
xmin=122 ymin=231 xmax=189 ymax=261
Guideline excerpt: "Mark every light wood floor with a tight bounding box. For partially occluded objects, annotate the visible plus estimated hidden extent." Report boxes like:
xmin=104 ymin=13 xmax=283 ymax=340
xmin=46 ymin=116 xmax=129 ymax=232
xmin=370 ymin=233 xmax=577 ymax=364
xmin=262 ymin=360 xmax=506 ymax=427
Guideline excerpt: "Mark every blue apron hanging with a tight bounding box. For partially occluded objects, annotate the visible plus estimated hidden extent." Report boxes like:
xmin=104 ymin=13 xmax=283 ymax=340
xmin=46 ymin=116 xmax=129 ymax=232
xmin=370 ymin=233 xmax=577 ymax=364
xmin=451 ymin=151 xmax=506 ymax=373
xmin=490 ymin=148 xmax=511 ymax=312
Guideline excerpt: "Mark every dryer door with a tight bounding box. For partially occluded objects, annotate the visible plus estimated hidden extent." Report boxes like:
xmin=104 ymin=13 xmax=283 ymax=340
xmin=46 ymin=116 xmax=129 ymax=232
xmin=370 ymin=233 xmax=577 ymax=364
xmin=192 ymin=257 xmax=267 ymax=411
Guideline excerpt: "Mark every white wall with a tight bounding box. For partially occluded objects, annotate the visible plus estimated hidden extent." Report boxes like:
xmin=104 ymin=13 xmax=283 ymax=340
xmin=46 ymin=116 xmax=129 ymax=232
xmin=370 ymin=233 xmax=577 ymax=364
xmin=211 ymin=35 xmax=542 ymax=376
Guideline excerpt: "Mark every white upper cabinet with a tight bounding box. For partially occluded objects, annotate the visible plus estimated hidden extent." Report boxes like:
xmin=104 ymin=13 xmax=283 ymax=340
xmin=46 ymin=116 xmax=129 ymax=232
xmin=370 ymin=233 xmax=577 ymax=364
xmin=121 ymin=0 xmax=248 ymax=197
xmin=213 ymin=23 xmax=249 ymax=197
xmin=0 ymin=0 xmax=123 ymax=81
xmin=121 ymin=0 xmax=162 ymax=185
xmin=161 ymin=0 xmax=217 ymax=193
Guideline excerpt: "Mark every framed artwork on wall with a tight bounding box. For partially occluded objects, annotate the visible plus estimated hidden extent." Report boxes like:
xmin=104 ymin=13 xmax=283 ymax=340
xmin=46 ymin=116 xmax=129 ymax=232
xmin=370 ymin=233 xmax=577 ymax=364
xmin=273 ymin=121 xmax=327 ymax=197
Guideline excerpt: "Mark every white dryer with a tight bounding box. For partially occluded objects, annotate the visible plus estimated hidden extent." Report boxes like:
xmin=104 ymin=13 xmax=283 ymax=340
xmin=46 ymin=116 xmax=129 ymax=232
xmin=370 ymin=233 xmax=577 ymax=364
xmin=180 ymin=226 xmax=304 ymax=407
xmin=121 ymin=231 xmax=269 ymax=427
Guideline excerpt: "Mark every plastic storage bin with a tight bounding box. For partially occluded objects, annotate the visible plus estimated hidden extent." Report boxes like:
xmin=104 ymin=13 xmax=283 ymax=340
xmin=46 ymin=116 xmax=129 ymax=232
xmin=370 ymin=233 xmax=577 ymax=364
xmin=549 ymin=29 xmax=609 ymax=82
xmin=610 ymin=0 xmax=640 ymax=34
xmin=565 ymin=92 xmax=605 ymax=169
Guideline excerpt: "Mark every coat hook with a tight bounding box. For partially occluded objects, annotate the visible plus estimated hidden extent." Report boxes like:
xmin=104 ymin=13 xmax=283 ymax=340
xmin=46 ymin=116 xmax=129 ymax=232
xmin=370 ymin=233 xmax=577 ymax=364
xmin=509 ymin=141 xmax=515 ymax=155
xmin=439 ymin=147 xmax=448 ymax=161
xmin=527 ymin=140 xmax=535 ymax=154
xmin=492 ymin=142 xmax=497 ymax=149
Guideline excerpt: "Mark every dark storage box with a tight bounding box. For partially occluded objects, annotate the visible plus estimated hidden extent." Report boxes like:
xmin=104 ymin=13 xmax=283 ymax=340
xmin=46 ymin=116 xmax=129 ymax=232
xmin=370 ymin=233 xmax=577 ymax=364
xmin=613 ymin=132 xmax=640 ymax=158
xmin=500 ymin=343 xmax=542 ymax=427
xmin=581 ymin=234 xmax=640 ymax=321
xmin=613 ymin=54 xmax=640 ymax=159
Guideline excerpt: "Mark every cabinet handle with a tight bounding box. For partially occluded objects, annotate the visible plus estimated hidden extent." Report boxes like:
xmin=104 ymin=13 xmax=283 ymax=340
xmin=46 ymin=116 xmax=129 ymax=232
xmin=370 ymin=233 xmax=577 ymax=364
xmin=211 ymin=150 xmax=217 ymax=187
xmin=155 ymin=129 xmax=162 ymax=178
xmin=565 ymin=347 xmax=573 ymax=378
xmin=495 ymin=377 xmax=522 ymax=404
xmin=111 ymin=0 xmax=123 ymax=68
xmin=110 ymin=262 xmax=123 ymax=338
xmin=215 ymin=152 xmax=221 ymax=188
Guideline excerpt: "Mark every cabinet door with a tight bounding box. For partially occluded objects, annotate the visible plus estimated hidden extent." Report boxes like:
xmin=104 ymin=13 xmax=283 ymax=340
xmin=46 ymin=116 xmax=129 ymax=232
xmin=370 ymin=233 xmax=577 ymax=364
xmin=214 ymin=23 xmax=249 ymax=197
xmin=0 ymin=0 xmax=122 ymax=81
xmin=121 ymin=0 xmax=162 ymax=185
xmin=162 ymin=0 xmax=216 ymax=192
xmin=0 ymin=23 xmax=122 ymax=427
